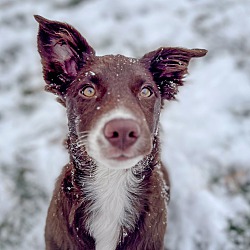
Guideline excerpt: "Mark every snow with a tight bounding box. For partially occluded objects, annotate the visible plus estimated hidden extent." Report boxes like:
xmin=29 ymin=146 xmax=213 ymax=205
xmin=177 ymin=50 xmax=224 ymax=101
xmin=1 ymin=0 xmax=250 ymax=249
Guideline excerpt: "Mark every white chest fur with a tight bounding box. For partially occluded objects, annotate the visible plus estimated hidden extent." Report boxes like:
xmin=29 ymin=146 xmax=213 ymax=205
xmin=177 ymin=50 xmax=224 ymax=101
xmin=85 ymin=168 xmax=140 ymax=250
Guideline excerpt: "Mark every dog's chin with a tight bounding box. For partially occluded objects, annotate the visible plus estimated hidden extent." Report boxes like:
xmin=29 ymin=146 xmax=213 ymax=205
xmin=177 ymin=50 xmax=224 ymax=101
xmin=102 ymin=160 xmax=143 ymax=170
xmin=88 ymin=151 xmax=143 ymax=170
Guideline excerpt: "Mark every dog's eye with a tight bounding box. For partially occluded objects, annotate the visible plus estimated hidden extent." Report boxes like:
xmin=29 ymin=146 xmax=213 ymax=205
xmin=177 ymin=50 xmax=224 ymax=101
xmin=140 ymin=86 xmax=153 ymax=98
xmin=80 ymin=86 xmax=96 ymax=98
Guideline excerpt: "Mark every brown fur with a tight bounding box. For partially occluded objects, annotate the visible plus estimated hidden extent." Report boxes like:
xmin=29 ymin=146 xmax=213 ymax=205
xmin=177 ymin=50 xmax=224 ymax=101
xmin=34 ymin=15 xmax=207 ymax=250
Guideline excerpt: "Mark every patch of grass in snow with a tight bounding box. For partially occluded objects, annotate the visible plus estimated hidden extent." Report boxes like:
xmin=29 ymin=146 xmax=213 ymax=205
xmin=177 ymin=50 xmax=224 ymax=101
xmin=227 ymin=213 xmax=250 ymax=250
xmin=53 ymin=0 xmax=89 ymax=8
xmin=0 ymin=45 xmax=21 ymax=70
xmin=0 ymin=161 xmax=48 ymax=249
xmin=227 ymin=176 xmax=250 ymax=249
xmin=209 ymin=165 xmax=250 ymax=249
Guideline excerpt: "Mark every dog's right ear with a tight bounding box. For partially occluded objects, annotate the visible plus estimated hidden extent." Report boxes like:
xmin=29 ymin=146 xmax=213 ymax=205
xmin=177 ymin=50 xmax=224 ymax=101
xmin=34 ymin=15 xmax=95 ymax=97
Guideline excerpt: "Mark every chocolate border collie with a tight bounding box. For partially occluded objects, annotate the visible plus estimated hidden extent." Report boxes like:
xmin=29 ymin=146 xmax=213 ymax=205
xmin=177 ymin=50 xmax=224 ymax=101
xmin=34 ymin=15 xmax=207 ymax=250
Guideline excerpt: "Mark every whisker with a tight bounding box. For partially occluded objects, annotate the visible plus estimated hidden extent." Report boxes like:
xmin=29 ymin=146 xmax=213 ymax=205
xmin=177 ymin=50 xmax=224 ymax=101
xmin=77 ymin=131 xmax=89 ymax=139
xmin=76 ymin=131 xmax=90 ymax=148
xmin=77 ymin=136 xmax=88 ymax=142
xmin=77 ymin=138 xmax=88 ymax=145
xmin=78 ymin=131 xmax=90 ymax=136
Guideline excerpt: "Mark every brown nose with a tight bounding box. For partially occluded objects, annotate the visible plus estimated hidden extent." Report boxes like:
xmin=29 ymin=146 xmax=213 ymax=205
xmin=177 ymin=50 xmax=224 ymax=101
xmin=103 ymin=119 xmax=141 ymax=150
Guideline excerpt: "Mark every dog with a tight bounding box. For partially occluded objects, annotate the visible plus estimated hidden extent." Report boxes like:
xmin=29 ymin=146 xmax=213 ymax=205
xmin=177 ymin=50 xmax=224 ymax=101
xmin=34 ymin=15 xmax=207 ymax=250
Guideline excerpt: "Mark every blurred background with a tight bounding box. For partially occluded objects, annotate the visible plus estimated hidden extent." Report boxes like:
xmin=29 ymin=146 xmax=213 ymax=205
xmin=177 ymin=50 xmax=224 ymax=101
xmin=0 ymin=0 xmax=250 ymax=249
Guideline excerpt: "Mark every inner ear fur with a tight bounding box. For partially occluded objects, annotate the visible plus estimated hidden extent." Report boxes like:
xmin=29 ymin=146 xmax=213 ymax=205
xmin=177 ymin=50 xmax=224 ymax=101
xmin=140 ymin=47 xmax=207 ymax=100
xmin=34 ymin=15 xmax=95 ymax=97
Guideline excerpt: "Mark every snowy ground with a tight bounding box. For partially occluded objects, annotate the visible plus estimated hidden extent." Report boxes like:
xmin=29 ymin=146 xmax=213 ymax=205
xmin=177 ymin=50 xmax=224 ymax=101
xmin=0 ymin=0 xmax=250 ymax=249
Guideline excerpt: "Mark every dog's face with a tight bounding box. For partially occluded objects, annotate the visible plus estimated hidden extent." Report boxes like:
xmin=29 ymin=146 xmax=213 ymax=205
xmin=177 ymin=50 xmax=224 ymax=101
xmin=65 ymin=55 xmax=161 ymax=169
xmin=35 ymin=15 xmax=207 ymax=169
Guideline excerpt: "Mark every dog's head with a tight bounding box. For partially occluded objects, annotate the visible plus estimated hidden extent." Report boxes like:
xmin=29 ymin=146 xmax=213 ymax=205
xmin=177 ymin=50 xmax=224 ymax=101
xmin=35 ymin=15 xmax=207 ymax=169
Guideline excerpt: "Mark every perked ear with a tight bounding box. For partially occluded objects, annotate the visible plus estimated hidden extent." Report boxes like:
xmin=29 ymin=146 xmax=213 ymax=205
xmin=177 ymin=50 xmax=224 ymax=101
xmin=140 ymin=47 xmax=207 ymax=100
xmin=34 ymin=15 xmax=95 ymax=96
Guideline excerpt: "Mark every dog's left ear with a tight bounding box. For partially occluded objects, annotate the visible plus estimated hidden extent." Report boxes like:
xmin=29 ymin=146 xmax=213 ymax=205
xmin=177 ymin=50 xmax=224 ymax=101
xmin=34 ymin=15 xmax=95 ymax=97
xmin=140 ymin=47 xmax=207 ymax=100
